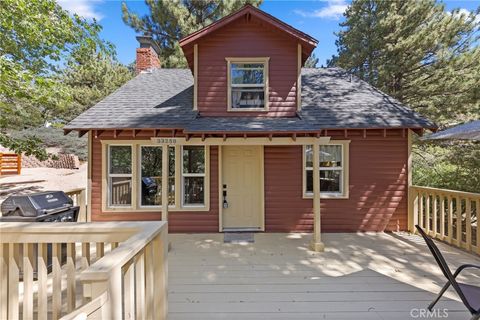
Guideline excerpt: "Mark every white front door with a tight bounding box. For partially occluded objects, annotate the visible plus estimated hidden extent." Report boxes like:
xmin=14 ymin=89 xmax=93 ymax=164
xmin=222 ymin=146 xmax=264 ymax=230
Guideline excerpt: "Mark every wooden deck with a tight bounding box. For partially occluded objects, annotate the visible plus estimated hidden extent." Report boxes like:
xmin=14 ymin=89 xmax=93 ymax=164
xmin=168 ymin=232 xmax=480 ymax=319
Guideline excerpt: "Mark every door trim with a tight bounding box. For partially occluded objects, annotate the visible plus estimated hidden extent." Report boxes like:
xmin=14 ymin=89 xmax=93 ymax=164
xmin=218 ymin=145 xmax=265 ymax=232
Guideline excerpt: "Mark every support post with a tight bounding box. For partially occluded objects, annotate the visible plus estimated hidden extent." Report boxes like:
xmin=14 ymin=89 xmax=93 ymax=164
xmin=310 ymin=142 xmax=325 ymax=252
xmin=162 ymin=145 xmax=169 ymax=221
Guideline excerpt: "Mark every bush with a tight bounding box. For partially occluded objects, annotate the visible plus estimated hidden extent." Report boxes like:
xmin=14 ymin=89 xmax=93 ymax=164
xmin=10 ymin=127 xmax=87 ymax=161
xmin=413 ymin=140 xmax=480 ymax=193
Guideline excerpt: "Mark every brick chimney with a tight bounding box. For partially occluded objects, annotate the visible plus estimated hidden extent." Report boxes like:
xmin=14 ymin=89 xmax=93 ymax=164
xmin=135 ymin=34 xmax=161 ymax=73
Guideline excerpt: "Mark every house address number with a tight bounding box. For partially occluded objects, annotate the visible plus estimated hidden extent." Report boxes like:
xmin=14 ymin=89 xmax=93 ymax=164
xmin=155 ymin=138 xmax=177 ymax=144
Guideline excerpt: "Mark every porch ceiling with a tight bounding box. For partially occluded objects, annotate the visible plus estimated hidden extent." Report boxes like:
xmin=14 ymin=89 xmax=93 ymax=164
xmin=168 ymin=232 xmax=479 ymax=319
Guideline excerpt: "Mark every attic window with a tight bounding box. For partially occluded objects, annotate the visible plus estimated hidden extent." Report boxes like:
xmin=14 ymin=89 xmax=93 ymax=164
xmin=227 ymin=57 xmax=269 ymax=111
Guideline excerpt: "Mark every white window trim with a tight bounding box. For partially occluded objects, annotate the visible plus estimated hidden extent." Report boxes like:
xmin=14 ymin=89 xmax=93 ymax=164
xmin=102 ymin=140 xmax=210 ymax=213
xmin=226 ymin=57 xmax=270 ymax=112
xmin=303 ymin=141 xmax=350 ymax=199
xmin=181 ymin=146 xmax=207 ymax=208
xmin=107 ymin=144 xmax=133 ymax=208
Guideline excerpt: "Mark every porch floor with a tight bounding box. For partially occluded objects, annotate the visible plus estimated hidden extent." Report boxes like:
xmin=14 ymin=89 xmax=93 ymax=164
xmin=168 ymin=232 xmax=480 ymax=319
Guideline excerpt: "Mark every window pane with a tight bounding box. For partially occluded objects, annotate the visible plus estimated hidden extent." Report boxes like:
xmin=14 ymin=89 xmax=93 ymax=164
xmin=141 ymin=146 xmax=162 ymax=206
xmin=110 ymin=177 xmax=132 ymax=205
xmin=184 ymin=177 xmax=204 ymax=205
xmin=305 ymin=145 xmax=313 ymax=167
xmin=320 ymin=170 xmax=341 ymax=193
xmin=110 ymin=146 xmax=131 ymax=174
xmin=168 ymin=146 xmax=175 ymax=206
xmin=320 ymin=145 xmax=342 ymax=167
xmin=231 ymin=88 xmax=264 ymax=109
xmin=183 ymin=146 xmax=205 ymax=173
xmin=231 ymin=63 xmax=264 ymax=84
xmin=306 ymin=169 xmax=313 ymax=193
xmin=140 ymin=146 xmax=177 ymax=206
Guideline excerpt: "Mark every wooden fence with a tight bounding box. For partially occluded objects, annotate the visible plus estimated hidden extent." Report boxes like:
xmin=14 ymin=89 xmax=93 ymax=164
xmin=0 ymin=221 xmax=168 ymax=320
xmin=409 ymin=185 xmax=480 ymax=255
xmin=0 ymin=153 xmax=21 ymax=175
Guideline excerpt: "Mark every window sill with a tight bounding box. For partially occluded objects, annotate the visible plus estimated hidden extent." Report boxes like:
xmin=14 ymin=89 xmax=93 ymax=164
xmin=303 ymin=194 xmax=349 ymax=200
xmin=103 ymin=206 xmax=210 ymax=213
xmin=227 ymin=108 xmax=269 ymax=112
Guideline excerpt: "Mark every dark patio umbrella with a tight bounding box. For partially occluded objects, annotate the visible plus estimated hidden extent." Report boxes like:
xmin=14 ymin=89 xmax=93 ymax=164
xmin=424 ymin=120 xmax=480 ymax=141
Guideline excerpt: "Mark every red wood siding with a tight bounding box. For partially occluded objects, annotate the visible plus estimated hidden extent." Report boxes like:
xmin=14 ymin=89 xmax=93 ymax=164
xmin=90 ymin=130 xmax=408 ymax=233
xmin=264 ymin=131 xmax=408 ymax=232
xmin=197 ymin=15 xmax=298 ymax=117
xmin=90 ymin=133 xmax=219 ymax=233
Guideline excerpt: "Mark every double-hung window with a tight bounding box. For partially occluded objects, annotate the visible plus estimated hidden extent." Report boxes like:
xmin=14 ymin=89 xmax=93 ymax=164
xmin=182 ymin=146 xmax=206 ymax=206
xmin=304 ymin=144 xmax=348 ymax=198
xmin=108 ymin=145 xmax=133 ymax=206
xmin=227 ymin=58 xmax=269 ymax=110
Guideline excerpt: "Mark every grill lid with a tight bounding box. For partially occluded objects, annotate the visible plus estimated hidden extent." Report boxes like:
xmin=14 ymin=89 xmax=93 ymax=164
xmin=1 ymin=191 xmax=73 ymax=217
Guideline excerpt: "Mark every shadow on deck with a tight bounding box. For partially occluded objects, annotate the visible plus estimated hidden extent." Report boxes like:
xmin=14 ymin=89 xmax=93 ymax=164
xmin=168 ymin=232 xmax=480 ymax=320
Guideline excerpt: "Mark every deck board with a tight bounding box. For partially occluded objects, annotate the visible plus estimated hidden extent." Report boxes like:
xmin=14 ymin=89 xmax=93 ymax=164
xmin=168 ymin=232 xmax=480 ymax=319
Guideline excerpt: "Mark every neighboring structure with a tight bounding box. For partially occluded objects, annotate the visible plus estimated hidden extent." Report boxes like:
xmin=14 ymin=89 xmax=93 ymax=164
xmin=65 ymin=5 xmax=435 ymax=250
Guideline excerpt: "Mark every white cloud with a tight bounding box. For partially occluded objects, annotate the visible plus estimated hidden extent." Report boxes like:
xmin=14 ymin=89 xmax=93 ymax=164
xmin=58 ymin=0 xmax=104 ymax=21
xmin=294 ymin=0 xmax=348 ymax=20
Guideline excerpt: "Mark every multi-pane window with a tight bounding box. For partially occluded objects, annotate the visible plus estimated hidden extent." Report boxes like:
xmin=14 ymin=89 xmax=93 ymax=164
xmin=139 ymin=146 xmax=175 ymax=207
xmin=305 ymin=145 xmax=344 ymax=196
xmin=108 ymin=145 xmax=132 ymax=206
xmin=106 ymin=144 xmax=209 ymax=211
xmin=230 ymin=62 xmax=267 ymax=110
xmin=182 ymin=146 xmax=205 ymax=206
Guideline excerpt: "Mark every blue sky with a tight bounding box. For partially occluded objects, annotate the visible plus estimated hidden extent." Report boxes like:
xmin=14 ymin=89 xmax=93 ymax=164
xmin=59 ymin=0 xmax=480 ymax=67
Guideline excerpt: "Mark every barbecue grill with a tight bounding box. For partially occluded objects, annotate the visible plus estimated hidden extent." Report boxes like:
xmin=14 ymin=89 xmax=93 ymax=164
xmin=0 ymin=191 xmax=79 ymax=222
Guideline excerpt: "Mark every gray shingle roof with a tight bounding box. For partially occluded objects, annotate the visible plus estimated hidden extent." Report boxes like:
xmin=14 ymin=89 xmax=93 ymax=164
xmin=65 ymin=69 xmax=197 ymax=130
xmin=299 ymin=68 xmax=436 ymax=129
xmin=65 ymin=67 xmax=436 ymax=132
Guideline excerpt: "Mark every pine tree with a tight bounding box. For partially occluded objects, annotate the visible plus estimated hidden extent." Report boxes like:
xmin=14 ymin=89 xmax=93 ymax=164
xmin=122 ymin=0 xmax=262 ymax=68
xmin=304 ymin=53 xmax=319 ymax=68
xmin=61 ymin=52 xmax=133 ymax=122
xmin=332 ymin=0 xmax=480 ymax=124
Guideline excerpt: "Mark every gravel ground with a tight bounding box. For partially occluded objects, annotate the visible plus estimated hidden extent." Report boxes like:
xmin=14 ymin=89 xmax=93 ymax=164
xmin=0 ymin=163 xmax=87 ymax=202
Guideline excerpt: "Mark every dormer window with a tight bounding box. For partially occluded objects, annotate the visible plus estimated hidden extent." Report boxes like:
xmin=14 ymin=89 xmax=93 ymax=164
xmin=227 ymin=57 xmax=269 ymax=111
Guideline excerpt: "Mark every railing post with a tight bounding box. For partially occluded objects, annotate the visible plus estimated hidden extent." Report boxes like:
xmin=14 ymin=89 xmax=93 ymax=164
xmin=448 ymin=196 xmax=453 ymax=244
xmin=78 ymin=189 xmax=87 ymax=222
xmin=456 ymin=196 xmax=462 ymax=247
xmin=16 ymin=154 xmax=21 ymax=175
xmin=466 ymin=199 xmax=472 ymax=252
xmin=408 ymin=187 xmax=418 ymax=232
xmin=440 ymin=194 xmax=445 ymax=240
xmin=0 ymin=244 xmax=8 ymax=319
xmin=152 ymin=227 xmax=168 ymax=320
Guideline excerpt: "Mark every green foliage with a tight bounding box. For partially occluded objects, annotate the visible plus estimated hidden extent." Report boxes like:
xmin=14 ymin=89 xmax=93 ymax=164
xmin=0 ymin=134 xmax=49 ymax=161
xmin=332 ymin=0 xmax=480 ymax=124
xmin=330 ymin=0 xmax=480 ymax=192
xmin=0 ymin=0 xmax=130 ymax=157
xmin=413 ymin=141 xmax=480 ymax=193
xmin=121 ymin=0 xmax=262 ymax=68
xmin=61 ymin=53 xmax=133 ymax=122
xmin=10 ymin=127 xmax=88 ymax=161
xmin=304 ymin=53 xmax=319 ymax=68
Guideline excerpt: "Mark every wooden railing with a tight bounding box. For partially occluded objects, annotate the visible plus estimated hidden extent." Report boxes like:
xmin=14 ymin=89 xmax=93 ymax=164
xmin=409 ymin=186 xmax=480 ymax=255
xmin=0 ymin=153 xmax=21 ymax=175
xmin=65 ymin=188 xmax=87 ymax=222
xmin=0 ymin=221 xmax=168 ymax=320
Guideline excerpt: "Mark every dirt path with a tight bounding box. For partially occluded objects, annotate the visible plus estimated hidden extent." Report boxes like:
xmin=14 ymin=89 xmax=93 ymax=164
xmin=0 ymin=164 xmax=87 ymax=201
